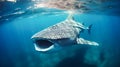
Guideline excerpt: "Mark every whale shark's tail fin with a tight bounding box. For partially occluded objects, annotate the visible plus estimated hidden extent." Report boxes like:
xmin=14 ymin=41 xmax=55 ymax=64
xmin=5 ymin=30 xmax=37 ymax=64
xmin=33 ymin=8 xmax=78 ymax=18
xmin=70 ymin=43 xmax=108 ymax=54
xmin=88 ymin=24 xmax=92 ymax=34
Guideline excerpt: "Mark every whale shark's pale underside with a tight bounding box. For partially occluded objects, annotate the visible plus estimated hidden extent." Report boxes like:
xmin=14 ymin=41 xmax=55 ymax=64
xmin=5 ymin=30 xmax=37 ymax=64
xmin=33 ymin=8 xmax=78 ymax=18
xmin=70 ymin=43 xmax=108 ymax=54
xmin=31 ymin=13 xmax=99 ymax=53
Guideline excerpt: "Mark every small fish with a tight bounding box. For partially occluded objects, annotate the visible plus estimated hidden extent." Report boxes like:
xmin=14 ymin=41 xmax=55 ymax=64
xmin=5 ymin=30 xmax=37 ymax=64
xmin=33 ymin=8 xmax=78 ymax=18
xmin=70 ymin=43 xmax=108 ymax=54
xmin=31 ymin=13 xmax=99 ymax=53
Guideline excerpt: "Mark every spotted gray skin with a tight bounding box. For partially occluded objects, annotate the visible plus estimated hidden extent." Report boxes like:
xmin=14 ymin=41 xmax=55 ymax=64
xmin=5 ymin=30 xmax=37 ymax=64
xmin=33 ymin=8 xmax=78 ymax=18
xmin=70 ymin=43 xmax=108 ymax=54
xmin=31 ymin=13 xmax=99 ymax=53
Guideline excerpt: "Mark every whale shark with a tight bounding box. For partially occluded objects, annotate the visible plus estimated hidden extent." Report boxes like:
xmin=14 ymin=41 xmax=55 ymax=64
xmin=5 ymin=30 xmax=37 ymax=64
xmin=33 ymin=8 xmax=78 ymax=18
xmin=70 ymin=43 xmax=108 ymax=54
xmin=31 ymin=13 xmax=99 ymax=53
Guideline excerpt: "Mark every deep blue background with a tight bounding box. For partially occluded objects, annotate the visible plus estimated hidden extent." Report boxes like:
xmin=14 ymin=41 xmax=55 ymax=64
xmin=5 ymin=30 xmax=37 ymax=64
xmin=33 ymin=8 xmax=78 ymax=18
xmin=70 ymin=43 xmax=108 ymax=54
xmin=0 ymin=0 xmax=120 ymax=67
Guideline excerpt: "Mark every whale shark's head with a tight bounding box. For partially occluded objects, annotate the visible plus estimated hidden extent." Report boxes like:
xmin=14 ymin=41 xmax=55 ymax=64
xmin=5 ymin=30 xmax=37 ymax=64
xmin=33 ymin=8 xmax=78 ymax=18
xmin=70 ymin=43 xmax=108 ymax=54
xmin=31 ymin=28 xmax=77 ymax=53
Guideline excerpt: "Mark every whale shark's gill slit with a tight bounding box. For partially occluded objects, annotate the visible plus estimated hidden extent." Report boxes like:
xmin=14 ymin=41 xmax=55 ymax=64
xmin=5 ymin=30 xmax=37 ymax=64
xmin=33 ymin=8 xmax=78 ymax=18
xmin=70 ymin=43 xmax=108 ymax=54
xmin=35 ymin=39 xmax=53 ymax=49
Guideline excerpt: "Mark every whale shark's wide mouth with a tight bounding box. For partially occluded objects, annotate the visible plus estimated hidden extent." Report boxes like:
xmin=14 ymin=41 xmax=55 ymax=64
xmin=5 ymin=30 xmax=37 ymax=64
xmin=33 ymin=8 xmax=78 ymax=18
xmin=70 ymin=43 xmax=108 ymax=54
xmin=35 ymin=39 xmax=53 ymax=49
xmin=32 ymin=38 xmax=55 ymax=52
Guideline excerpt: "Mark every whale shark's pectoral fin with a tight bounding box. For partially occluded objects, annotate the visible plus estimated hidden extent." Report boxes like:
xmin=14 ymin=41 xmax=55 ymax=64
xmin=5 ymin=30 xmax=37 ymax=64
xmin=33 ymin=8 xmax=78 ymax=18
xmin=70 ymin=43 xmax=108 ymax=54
xmin=76 ymin=38 xmax=99 ymax=46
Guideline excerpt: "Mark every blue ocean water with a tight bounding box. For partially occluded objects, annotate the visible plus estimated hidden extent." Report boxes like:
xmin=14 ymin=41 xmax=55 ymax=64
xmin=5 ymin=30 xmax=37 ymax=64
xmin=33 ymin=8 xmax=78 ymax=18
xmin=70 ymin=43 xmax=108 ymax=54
xmin=0 ymin=1 xmax=120 ymax=67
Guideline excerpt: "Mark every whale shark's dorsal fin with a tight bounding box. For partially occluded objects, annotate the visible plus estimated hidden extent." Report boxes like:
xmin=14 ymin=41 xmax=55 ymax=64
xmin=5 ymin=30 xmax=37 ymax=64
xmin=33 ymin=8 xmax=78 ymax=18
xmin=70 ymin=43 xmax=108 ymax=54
xmin=67 ymin=11 xmax=75 ymax=20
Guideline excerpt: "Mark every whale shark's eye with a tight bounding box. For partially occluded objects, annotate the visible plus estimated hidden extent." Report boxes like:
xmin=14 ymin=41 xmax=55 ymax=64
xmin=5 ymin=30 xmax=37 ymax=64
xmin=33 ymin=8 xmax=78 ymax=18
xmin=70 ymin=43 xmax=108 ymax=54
xmin=35 ymin=40 xmax=53 ymax=49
